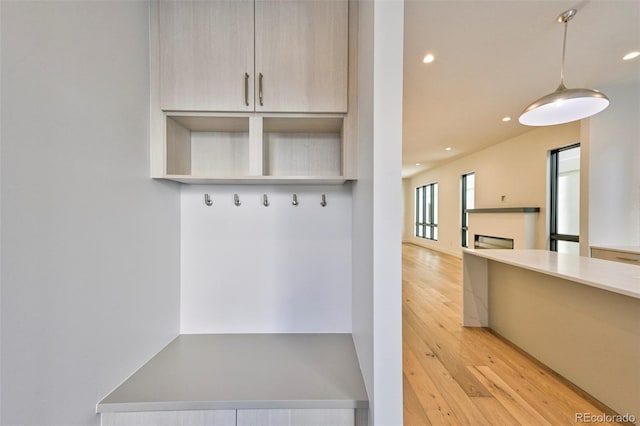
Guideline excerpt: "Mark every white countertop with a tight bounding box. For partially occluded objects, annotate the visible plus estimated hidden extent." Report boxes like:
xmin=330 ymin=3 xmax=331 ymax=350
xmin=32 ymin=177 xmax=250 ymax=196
xmin=591 ymin=245 xmax=640 ymax=255
xmin=463 ymin=249 xmax=640 ymax=299
xmin=97 ymin=333 xmax=368 ymax=413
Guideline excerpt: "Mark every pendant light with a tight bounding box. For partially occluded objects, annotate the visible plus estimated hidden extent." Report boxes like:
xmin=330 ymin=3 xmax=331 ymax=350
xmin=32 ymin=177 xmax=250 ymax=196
xmin=519 ymin=9 xmax=609 ymax=126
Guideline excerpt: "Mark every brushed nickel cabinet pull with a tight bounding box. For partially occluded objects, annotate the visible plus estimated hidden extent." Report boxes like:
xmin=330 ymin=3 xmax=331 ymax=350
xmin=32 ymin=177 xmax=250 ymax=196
xmin=244 ymin=72 xmax=250 ymax=106
xmin=259 ymin=73 xmax=264 ymax=106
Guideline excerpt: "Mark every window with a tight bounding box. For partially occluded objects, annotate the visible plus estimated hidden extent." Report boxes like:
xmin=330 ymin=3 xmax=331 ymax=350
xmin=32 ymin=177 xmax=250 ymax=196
xmin=415 ymin=183 xmax=438 ymax=240
xmin=550 ymin=144 xmax=580 ymax=254
xmin=461 ymin=172 xmax=475 ymax=247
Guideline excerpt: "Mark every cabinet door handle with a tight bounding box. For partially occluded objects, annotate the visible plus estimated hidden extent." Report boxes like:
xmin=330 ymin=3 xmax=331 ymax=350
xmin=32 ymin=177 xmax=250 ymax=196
xmin=244 ymin=72 xmax=250 ymax=106
xmin=259 ymin=73 xmax=264 ymax=106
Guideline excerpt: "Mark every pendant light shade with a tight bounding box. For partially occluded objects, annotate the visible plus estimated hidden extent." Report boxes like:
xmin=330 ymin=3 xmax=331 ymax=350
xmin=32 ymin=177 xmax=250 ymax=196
xmin=519 ymin=86 xmax=609 ymax=126
xmin=519 ymin=9 xmax=609 ymax=126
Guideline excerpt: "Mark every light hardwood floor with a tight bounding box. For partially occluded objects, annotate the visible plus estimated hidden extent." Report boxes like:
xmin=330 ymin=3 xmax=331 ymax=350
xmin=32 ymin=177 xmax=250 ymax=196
xmin=402 ymin=243 xmax=632 ymax=426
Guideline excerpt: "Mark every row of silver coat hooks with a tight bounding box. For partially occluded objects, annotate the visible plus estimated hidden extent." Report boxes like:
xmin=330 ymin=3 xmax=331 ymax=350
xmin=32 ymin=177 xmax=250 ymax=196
xmin=204 ymin=193 xmax=327 ymax=207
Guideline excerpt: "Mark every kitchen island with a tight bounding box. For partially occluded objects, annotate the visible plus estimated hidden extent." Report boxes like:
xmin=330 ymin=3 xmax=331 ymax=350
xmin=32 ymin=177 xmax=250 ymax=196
xmin=463 ymin=249 xmax=639 ymax=422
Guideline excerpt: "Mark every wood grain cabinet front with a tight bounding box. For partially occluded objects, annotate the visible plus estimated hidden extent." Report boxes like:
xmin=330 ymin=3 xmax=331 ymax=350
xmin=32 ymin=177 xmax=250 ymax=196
xmin=237 ymin=409 xmax=355 ymax=426
xmin=158 ymin=0 xmax=255 ymax=112
xmin=591 ymin=247 xmax=640 ymax=265
xmin=254 ymin=0 xmax=348 ymax=113
xmin=101 ymin=409 xmax=356 ymax=426
xmin=158 ymin=0 xmax=348 ymax=114
xmin=151 ymin=0 xmax=354 ymax=182
xmin=101 ymin=410 xmax=236 ymax=426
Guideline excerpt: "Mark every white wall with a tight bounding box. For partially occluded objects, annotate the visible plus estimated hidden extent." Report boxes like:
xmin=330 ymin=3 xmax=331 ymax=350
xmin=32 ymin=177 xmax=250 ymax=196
xmin=352 ymin=0 xmax=404 ymax=425
xmin=371 ymin=2 xmax=404 ymax=423
xmin=0 ymin=2 xmax=181 ymax=425
xmin=588 ymin=81 xmax=640 ymax=246
xmin=352 ymin=0 xmax=375 ymax=420
xmin=180 ymin=185 xmax=352 ymax=333
xmin=405 ymin=123 xmax=581 ymax=257
xmin=0 ymin=2 xmax=3 ymax=420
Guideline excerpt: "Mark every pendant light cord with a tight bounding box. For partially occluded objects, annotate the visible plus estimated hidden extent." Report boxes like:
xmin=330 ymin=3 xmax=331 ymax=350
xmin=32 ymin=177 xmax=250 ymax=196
xmin=559 ymin=19 xmax=568 ymax=89
xmin=519 ymin=8 xmax=609 ymax=126
xmin=556 ymin=10 xmax=576 ymax=90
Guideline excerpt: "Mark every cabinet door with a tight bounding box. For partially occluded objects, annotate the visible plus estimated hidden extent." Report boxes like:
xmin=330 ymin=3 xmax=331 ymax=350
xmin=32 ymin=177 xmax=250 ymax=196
xmin=255 ymin=0 xmax=348 ymax=113
xmin=237 ymin=409 xmax=354 ymax=426
xmin=101 ymin=410 xmax=236 ymax=426
xmin=159 ymin=0 xmax=254 ymax=111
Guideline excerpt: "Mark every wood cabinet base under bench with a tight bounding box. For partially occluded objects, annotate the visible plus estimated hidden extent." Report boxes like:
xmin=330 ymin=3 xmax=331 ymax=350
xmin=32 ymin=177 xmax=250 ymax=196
xmin=97 ymin=334 xmax=368 ymax=426
xmin=102 ymin=409 xmax=366 ymax=426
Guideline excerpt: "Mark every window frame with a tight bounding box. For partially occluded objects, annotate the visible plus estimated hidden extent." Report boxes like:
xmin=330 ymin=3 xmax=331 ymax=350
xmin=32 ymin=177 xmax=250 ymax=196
xmin=549 ymin=143 xmax=580 ymax=252
xmin=415 ymin=182 xmax=438 ymax=241
xmin=461 ymin=172 xmax=475 ymax=247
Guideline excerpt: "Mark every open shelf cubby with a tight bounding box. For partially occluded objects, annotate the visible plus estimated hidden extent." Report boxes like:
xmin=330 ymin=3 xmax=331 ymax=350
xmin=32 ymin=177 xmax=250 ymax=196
xmin=263 ymin=117 xmax=343 ymax=178
xmin=163 ymin=114 xmax=346 ymax=183
xmin=166 ymin=115 xmax=250 ymax=177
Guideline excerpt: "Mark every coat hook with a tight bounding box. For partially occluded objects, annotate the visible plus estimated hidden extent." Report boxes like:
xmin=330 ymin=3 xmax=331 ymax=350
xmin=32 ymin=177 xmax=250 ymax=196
xmin=234 ymin=193 xmax=241 ymax=206
xmin=263 ymin=194 xmax=270 ymax=207
xmin=292 ymin=194 xmax=299 ymax=206
xmin=204 ymin=193 xmax=213 ymax=206
xmin=320 ymin=194 xmax=327 ymax=207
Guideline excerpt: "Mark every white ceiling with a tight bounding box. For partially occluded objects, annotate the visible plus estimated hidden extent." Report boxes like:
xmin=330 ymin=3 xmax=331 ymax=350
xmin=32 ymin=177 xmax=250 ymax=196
xmin=402 ymin=0 xmax=640 ymax=177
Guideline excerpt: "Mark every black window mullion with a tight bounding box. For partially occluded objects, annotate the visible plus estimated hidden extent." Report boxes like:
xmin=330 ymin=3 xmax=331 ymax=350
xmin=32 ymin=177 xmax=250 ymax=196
xmin=423 ymin=185 xmax=427 ymax=238
xmin=430 ymin=184 xmax=435 ymax=240
xmin=461 ymin=174 xmax=467 ymax=247
xmin=551 ymin=234 xmax=580 ymax=243
xmin=550 ymin=150 xmax=559 ymax=251
xmin=415 ymin=187 xmax=420 ymax=237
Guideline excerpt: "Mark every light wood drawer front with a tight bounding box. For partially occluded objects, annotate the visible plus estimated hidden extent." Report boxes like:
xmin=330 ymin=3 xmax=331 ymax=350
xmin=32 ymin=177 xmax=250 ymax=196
xmin=591 ymin=248 xmax=640 ymax=265
xmin=101 ymin=410 xmax=236 ymax=426
xmin=237 ymin=409 xmax=354 ymax=426
xmin=102 ymin=409 xmax=355 ymax=426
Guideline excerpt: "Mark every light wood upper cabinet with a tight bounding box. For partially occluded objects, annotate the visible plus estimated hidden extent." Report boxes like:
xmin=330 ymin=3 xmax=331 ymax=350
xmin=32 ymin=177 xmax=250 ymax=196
xmin=158 ymin=0 xmax=347 ymax=113
xmin=151 ymin=0 xmax=354 ymax=182
xmin=159 ymin=0 xmax=255 ymax=111
xmin=254 ymin=0 xmax=348 ymax=113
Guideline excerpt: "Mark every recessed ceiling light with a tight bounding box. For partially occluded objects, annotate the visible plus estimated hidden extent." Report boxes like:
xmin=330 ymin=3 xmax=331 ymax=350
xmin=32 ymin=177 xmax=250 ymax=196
xmin=623 ymin=51 xmax=640 ymax=61
xmin=415 ymin=163 xmax=421 ymax=166
xmin=502 ymin=116 xmax=512 ymax=122
xmin=422 ymin=54 xmax=435 ymax=64
xmin=445 ymin=147 xmax=452 ymax=151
